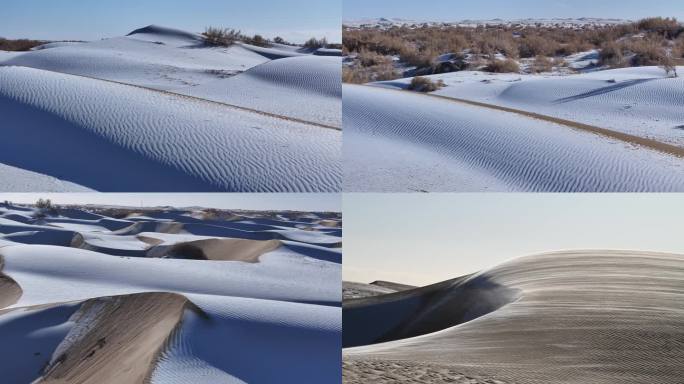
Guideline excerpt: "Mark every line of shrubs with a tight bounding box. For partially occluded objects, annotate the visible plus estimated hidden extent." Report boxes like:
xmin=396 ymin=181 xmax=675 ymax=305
xmin=342 ymin=17 xmax=684 ymax=82
xmin=203 ymin=27 xmax=338 ymax=50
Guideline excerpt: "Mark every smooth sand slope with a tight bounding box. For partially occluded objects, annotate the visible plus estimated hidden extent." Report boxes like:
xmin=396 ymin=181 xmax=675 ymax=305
xmin=0 ymin=26 xmax=341 ymax=192
xmin=344 ymin=84 xmax=684 ymax=192
xmin=0 ymin=203 xmax=341 ymax=383
xmin=344 ymin=250 xmax=684 ymax=384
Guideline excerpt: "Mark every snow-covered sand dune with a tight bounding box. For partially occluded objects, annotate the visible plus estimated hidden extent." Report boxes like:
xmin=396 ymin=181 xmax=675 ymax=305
xmin=0 ymin=66 xmax=340 ymax=192
xmin=0 ymin=25 xmax=341 ymax=192
xmin=186 ymin=55 xmax=341 ymax=127
xmin=0 ymin=203 xmax=341 ymax=383
xmin=344 ymin=84 xmax=684 ymax=192
xmin=376 ymin=67 xmax=684 ymax=147
xmin=3 ymin=25 xmax=270 ymax=90
xmin=344 ymin=250 xmax=684 ymax=384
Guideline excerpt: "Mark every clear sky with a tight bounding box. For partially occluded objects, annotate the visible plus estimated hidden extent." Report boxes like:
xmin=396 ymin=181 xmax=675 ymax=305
xmin=1 ymin=0 xmax=341 ymax=43
xmin=0 ymin=193 xmax=340 ymax=212
xmin=344 ymin=193 xmax=684 ymax=286
xmin=343 ymin=0 xmax=684 ymax=22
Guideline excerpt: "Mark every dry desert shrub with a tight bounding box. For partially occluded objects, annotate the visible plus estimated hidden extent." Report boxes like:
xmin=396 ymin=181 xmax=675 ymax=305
xmin=407 ymin=76 xmax=444 ymax=92
xmin=624 ymin=39 xmax=668 ymax=66
xmin=343 ymin=17 xmax=683 ymax=78
xmin=244 ymin=34 xmax=271 ymax=47
xmin=203 ymin=27 xmax=241 ymax=47
xmin=531 ymin=55 xmax=554 ymax=73
xmin=304 ymin=37 xmax=328 ymax=49
xmin=485 ymin=58 xmax=520 ymax=73
xmin=599 ymin=41 xmax=625 ymax=67
xmin=0 ymin=38 xmax=45 ymax=51
xmin=637 ymin=17 xmax=683 ymax=39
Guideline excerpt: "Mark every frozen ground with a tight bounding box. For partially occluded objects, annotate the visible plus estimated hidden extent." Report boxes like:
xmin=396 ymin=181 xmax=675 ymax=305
xmin=343 ymin=250 xmax=684 ymax=384
xmin=0 ymin=25 xmax=341 ymax=192
xmin=0 ymin=203 xmax=341 ymax=383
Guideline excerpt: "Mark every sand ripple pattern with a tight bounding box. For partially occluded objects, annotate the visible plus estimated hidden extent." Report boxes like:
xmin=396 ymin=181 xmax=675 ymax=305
xmin=344 ymin=85 xmax=684 ymax=192
xmin=0 ymin=67 xmax=341 ymax=192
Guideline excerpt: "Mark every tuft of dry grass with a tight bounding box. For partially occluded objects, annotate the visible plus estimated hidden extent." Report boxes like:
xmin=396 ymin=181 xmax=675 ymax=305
xmin=485 ymin=59 xmax=520 ymax=73
xmin=407 ymin=76 xmax=444 ymax=92
xmin=203 ymin=27 xmax=241 ymax=47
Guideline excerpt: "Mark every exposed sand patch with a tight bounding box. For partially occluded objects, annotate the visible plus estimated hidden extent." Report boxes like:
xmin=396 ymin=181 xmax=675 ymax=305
xmin=0 ymin=256 xmax=22 ymax=309
xmin=343 ymin=359 xmax=510 ymax=384
xmin=37 ymin=292 xmax=190 ymax=384
xmin=165 ymin=238 xmax=281 ymax=262
xmin=137 ymin=235 xmax=164 ymax=247
xmin=317 ymin=219 xmax=341 ymax=228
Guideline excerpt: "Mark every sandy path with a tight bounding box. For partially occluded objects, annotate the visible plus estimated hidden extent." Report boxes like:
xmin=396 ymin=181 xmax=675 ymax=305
xmin=37 ymin=292 xmax=190 ymax=384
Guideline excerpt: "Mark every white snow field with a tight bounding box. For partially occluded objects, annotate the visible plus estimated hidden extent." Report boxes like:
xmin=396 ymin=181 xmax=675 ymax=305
xmin=0 ymin=203 xmax=341 ymax=383
xmin=343 ymin=250 xmax=684 ymax=384
xmin=344 ymin=83 xmax=684 ymax=192
xmin=0 ymin=26 xmax=341 ymax=192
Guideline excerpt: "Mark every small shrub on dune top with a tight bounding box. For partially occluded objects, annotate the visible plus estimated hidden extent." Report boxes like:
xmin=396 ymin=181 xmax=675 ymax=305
xmin=407 ymin=76 xmax=444 ymax=92
xmin=484 ymin=59 xmax=520 ymax=73
xmin=244 ymin=34 xmax=271 ymax=47
xmin=203 ymin=27 xmax=241 ymax=47
xmin=273 ymin=36 xmax=288 ymax=45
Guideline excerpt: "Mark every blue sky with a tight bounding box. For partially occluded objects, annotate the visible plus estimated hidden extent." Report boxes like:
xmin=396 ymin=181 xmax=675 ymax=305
xmin=1 ymin=0 xmax=340 ymax=43
xmin=0 ymin=193 xmax=340 ymax=212
xmin=344 ymin=194 xmax=684 ymax=285
xmin=343 ymin=0 xmax=684 ymax=22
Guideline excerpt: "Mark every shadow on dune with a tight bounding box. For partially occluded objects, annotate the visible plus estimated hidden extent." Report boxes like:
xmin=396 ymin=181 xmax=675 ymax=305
xmin=343 ymin=273 xmax=520 ymax=348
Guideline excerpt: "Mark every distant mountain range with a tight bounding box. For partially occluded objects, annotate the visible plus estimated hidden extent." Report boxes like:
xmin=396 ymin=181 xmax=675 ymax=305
xmin=343 ymin=17 xmax=629 ymax=29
